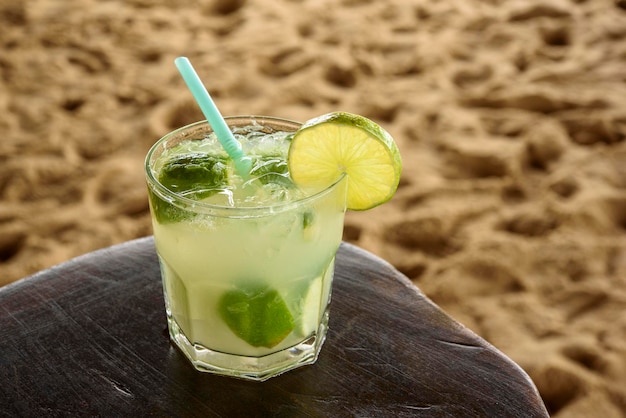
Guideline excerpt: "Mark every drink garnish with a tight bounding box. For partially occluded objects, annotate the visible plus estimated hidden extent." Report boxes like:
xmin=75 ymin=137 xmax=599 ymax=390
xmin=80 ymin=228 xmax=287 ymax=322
xmin=288 ymin=112 xmax=402 ymax=210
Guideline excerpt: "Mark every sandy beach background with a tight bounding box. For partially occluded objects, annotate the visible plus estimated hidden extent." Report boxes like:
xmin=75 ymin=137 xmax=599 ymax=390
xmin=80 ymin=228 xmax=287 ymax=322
xmin=1 ymin=0 xmax=626 ymax=415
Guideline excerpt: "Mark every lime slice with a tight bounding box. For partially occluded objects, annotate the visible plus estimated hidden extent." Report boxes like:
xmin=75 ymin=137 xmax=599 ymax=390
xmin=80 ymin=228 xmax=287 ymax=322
xmin=288 ymin=112 xmax=402 ymax=211
xmin=218 ymin=283 xmax=295 ymax=348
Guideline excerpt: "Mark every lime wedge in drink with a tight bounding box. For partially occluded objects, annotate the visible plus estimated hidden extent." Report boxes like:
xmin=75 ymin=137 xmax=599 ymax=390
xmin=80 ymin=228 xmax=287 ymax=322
xmin=295 ymin=277 xmax=323 ymax=337
xmin=159 ymin=153 xmax=228 ymax=198
xmin=218 ymin=283 xmax=295 ymax=348
xmin=288 ymin=112 xmax=402 ymax=210
xmin=150 ymin=153 xmax=228 ymax=223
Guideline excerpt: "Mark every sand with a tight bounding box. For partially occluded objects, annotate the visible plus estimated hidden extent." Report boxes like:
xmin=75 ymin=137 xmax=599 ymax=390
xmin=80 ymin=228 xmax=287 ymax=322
xmin=1 ymin=0 xmax=626 ymax=415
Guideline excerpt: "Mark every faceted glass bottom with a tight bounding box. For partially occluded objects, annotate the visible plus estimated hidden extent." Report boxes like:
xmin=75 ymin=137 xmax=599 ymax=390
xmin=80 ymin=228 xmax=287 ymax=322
xmin=167 ymin=309 xmax=330 ymax=382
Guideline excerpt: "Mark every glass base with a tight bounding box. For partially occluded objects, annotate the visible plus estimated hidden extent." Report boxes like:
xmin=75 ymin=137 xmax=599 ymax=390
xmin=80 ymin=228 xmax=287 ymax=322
xmin=167 ymin=310 xmax=329 ymax=382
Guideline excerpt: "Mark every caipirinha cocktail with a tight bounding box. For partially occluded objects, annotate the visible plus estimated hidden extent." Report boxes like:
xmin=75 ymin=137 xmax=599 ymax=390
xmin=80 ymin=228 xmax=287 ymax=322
xmin=146 ymin=109 xmax=402 ymax=381
xmin=146 ymin=117 xmax=347 ymax=380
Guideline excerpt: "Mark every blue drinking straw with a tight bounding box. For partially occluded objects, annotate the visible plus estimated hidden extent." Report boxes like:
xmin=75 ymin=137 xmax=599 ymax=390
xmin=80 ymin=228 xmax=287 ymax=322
xmin=174 ymin=57 xmax=252 ymax=178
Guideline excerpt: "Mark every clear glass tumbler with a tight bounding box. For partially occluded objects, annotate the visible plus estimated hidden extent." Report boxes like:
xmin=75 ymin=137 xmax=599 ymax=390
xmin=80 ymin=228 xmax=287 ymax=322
xmin=145 ymin=116 xmax=347 ymax=381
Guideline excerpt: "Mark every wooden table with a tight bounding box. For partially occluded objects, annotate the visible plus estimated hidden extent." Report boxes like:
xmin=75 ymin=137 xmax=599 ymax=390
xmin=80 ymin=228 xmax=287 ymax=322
xmin=0 ymin=237 xmax=548 ymax=417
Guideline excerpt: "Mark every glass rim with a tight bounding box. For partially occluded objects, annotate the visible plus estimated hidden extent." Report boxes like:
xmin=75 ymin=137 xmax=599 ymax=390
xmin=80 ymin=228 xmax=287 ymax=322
xmin=145 ymin=116 xmax=347 ymax=217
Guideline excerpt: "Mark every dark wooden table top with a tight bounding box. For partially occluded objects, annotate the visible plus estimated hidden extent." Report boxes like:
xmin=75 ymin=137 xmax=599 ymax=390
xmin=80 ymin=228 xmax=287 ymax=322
xmin=0 ymin=237 xmax=548 ymax=417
